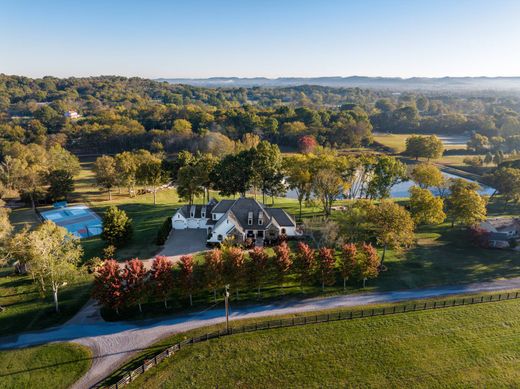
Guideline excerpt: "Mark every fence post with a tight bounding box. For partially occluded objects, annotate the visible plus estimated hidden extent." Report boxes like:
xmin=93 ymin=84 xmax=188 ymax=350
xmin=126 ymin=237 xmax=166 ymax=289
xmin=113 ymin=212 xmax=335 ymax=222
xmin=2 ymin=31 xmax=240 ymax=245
xmin=499 ymin=294 xmax=502 ymax=301
xmin=423 ymin=302 xmax=426 ymax=309
xmin=350 ymin=311 xmax=353 ymax=319
xmin=481 ymin=296 xmax=484 ymax=303
xmin=393 ymin=306 xmax=396 ymax=314
xmin=413 ymin=304 xmax=416 ymax=311
xmin=371 ymin=309 xmax=374 ymax=316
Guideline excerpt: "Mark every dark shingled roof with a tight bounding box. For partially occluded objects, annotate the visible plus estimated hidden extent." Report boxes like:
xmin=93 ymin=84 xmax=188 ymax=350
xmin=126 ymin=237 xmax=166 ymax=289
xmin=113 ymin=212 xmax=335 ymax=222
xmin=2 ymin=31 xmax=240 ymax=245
xmin=227 ymin=198 xmax=269 ymax=230
xmin=179 ymin=204 xmax=214 ymax=219
xmin=211 ymin=199 xmax=235 ymax=214
xmin=265 ymin=207 xmax=296 ymax=227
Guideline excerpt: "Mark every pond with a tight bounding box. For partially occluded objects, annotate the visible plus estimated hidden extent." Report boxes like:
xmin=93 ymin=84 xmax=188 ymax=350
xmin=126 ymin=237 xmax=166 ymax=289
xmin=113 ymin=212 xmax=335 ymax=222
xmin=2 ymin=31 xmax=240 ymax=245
xmin=285 ymin=171 xmax=495 ymax=200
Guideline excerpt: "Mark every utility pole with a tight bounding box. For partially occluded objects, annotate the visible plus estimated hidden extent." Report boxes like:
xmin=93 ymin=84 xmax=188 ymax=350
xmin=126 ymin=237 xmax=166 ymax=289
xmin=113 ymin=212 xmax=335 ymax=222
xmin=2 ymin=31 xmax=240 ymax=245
xmin=224 ymin=284 xmax=230 ymax=334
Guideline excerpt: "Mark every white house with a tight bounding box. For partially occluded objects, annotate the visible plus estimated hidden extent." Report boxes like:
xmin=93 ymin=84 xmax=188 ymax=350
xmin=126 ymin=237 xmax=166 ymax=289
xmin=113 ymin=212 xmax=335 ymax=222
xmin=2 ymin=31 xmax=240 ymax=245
xmin=64 ymin=110 xmax=81 ymax=119
xmin=479 ymin=217 xmax=520 ymax=248
xmin=172 ymin=197 xmax=300 ymax=244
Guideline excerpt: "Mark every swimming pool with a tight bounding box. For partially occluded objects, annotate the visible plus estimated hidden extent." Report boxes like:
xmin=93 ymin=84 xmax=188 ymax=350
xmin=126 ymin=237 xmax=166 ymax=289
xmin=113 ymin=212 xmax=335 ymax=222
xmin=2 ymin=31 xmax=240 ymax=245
xmin=40 ymin=205 xmax=102 ymax=238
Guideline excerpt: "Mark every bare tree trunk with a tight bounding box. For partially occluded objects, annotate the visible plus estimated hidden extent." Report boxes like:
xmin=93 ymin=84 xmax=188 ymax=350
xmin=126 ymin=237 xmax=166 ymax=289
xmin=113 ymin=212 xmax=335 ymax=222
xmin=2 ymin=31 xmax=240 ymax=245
xmin=53 ymin=288 xmax=60 ymax=313
xmin=363 ymin=277 xmax=367 ymax=288
xmin=343 ymin=277 xmax=347 ymax=291
xmin=153 ymin=188 xmax=157 ymax=205
xmin=164 ymin=298 xmax=168 ymax=309
xmin=189 ymin=294 xmax=192 ymax=306
xmin=108 ymin=189 xmax=112 ymax=201
xmin=138 ymin=302 xmax=142 ymax=313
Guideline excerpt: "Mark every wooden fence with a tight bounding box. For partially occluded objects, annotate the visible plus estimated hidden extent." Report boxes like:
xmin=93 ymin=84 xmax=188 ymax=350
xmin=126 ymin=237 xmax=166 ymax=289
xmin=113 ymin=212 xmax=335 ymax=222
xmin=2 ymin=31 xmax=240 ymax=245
xmin=100 ymin=290 xmax=520 ymax=389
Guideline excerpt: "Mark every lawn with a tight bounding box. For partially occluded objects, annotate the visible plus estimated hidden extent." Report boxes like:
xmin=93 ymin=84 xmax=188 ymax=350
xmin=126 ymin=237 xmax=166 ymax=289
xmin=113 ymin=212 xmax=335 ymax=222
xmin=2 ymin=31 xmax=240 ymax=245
xmin=126 ymin=298 xmax=520 ymax=388
xmin=0 ymin=343 xmax=91 ymax=389
xmin=0 ymin=267 xmax=92 ymax=336
xmin=373 ymin=133 xmax=467 ymax=153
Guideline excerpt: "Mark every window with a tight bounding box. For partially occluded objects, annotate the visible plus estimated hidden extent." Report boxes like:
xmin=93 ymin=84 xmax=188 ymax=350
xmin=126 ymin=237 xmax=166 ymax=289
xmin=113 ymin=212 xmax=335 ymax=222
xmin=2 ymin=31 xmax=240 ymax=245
xmin=217 ymin=234 xmax=223 ymax=241
xmin=248 ymin=211 xmax=253 ymax=225
xmin=201 ymin=210 xmax=206 ymax=218
xmin=281 ymin=228 xmax=286 ymax=234
xmin=258 ymin=212 xmax=263 ymax=225
xmin=212 ymin=213 xmax=217 ymax=220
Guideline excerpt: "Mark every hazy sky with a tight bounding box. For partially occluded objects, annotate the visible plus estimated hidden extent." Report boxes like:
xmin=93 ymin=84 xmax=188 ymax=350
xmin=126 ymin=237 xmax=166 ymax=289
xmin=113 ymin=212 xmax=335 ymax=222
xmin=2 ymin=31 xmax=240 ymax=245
xmin=2 ymin=0 xmax=520 ymax=79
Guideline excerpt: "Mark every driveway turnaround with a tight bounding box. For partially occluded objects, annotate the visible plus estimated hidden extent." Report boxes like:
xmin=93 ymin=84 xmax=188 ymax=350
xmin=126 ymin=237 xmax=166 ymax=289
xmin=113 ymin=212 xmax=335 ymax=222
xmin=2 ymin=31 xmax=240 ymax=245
xmin=3 ymin=276 xmax=520 ymax=389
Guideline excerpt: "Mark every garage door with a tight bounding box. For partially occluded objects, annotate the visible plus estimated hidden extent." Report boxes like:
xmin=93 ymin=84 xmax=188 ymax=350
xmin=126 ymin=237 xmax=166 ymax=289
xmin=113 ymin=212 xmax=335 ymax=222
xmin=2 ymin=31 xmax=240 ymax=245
xmin=173 ymin=220 xmax=186 ymax=230
xmin=187 ymin=219 xmax=199 ymax=229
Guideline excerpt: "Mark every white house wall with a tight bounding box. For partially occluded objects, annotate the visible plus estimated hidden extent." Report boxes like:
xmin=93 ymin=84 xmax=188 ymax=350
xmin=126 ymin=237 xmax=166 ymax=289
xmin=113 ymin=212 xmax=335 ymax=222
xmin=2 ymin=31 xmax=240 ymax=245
xmin=208 ymin=218 xmax=235 ymax=243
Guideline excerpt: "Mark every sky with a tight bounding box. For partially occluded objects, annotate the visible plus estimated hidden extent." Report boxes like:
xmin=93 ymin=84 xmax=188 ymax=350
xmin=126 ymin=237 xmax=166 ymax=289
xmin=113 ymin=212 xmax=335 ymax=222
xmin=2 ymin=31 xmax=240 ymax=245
xmin=1 ymin=0 xmax=520 ymax=79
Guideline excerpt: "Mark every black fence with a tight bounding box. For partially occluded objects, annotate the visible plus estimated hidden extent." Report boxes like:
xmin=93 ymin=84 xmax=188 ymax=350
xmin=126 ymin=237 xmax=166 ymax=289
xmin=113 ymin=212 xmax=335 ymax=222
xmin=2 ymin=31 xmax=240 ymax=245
xmin=101 ymin=290 xmax=520 ymax=389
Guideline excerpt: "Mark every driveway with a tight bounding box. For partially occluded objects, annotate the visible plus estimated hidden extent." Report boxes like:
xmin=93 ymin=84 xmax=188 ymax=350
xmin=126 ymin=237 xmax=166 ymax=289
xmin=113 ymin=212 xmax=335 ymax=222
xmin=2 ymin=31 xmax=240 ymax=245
xmin=156 ymin=229 xmax=208 ymax=261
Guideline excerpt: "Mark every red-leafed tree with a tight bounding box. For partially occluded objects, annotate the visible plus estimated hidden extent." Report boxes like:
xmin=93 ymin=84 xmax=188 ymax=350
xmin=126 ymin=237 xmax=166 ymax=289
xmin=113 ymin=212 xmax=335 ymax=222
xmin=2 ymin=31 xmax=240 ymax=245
xmin=224 ymin=247 xmax=246 ymax=299
xmin=150 ymin=256 xmax=174 ymax=309
xmin=295 ymin=242 xmax=315 ymax=290
xmin=122 ymin=258 xmax=148 ymax=313
xmin=273 ymin=241 xmax=292 ymax=291
xmin=179 ymin=255 xmax=195 ymax=306
xmin=249 ymin=247 xmax=269 ymax=296
xmin=340 ymin=243 xmax=358 ymax=291
xmin=358 ymin=243 xmax=380 ymax=288
xmin=204 ymin=249 xmax=224 ymax=302
xmin=298 ymin=135 xmax=318 ymax=154
xmin=92 ymin=259 xmax=126 ymax=315
xmin=317 ymin=247 xmax=336 ymax=292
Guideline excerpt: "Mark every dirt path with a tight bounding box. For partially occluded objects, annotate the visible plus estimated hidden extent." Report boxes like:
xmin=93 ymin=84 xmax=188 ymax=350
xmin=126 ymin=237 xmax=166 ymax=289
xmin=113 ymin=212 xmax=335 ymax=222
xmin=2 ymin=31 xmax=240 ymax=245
xmin=3 ymin=276 xmax=520 ymax=388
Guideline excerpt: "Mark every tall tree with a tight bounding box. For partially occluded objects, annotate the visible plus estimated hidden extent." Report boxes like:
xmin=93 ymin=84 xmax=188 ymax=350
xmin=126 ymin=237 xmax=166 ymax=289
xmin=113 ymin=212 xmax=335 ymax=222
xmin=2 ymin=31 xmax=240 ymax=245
xmin=248 ymin=247 xmax=269 ymax=296
xmin=92 ymin=259 xmax=126 ymax=315
xmin=405 ymin=135 xmax=444 ymax=160
xmin=284 ymin=155 xmax=313 ymax=220
xmin=369 ymin=200 xmax=415 ymax=268
xmin=93 ymin=155 xmax=117 ymax=200
xmin=357 ymin=243 xmax=380 ymax=288
xmin=150 ymin=256 xmax=174 ymax=309
xmin=485 ymin=167 xmax=520 ymax=207
xmin=179 ymin=255 xmax=195 ymax=306
xmin=136 ymin=153 xmax=166 ymax=205
xmin=47 ymin=169 xmax=74 ymax=201
xmin=224 ymin=247 xmax=246 ymax=299
xmin=115 ymin=151 xmax=139 ymax=196
xmin=295 ymin=242 xmax=316 ymax=290
xmin=26 ymin=221 xmax=83 ymax=312
xmin=340 ymin=243 xmax=357 ymax=291
xmin=252 ymin=141 xmax=285 ymax=204
xmin=317 ymin=247 xmax=336 ymax=292
xmin=446 ymin=179 xmax=487 ymax=227
xmin=176 ymin=164 xmax=205 ymax=205
xmin=204 ymin=249 xmax=224 ymax=302
xmin=102 ymin=206 xmax=133 ymax=247
xmin=366 ymin=156 xmax=407 ymax=199
xmin=409 ymin=186 xmax=446 ymax=225
xmin=273 ymin=242 xmax=292 ymax=291
xmin=122 ymin=258 xmax=148 ymax=313
xmin=409 ymin=163 xmax=444 ymax=189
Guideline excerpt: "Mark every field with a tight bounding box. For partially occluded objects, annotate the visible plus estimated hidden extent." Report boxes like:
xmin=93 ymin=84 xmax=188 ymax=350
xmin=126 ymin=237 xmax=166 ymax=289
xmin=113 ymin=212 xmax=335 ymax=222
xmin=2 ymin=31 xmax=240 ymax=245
xmin=127 ymin=298 xmax=520 ymax=388
xmin=0 ymin=267 xmax=92 ymax=336
xmin=0 ymin=343 xmax=91 ymax=389
xmin=373 ymin=133 xmax=467 ymax=154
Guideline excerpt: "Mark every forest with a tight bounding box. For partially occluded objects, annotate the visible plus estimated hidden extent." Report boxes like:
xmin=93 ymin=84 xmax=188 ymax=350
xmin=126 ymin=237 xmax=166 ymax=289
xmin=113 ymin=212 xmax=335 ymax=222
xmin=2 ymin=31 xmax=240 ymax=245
xmin=2 ymin=75 xmax=520 ymax=156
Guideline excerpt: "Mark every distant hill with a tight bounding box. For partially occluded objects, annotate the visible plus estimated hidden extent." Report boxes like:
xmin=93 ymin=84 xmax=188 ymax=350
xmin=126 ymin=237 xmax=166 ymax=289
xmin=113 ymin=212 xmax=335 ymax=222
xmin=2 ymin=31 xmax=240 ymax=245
xmin=157 ymin=76 xmax=520 ymax=91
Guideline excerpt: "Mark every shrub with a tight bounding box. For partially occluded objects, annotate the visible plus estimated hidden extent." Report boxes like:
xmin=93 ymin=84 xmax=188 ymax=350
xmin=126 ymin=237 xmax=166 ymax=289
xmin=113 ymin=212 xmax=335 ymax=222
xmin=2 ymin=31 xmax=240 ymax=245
xmin=156 ymin=216 xmax=172 ymax=245
xmin=102 ymin=206 xmax=133 ymax=247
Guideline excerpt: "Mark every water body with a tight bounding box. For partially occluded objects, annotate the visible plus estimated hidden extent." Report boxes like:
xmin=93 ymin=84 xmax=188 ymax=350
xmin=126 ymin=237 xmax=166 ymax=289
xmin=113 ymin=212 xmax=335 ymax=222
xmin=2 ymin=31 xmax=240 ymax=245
xmin=285 ymin=171 xmax=495 ymax=200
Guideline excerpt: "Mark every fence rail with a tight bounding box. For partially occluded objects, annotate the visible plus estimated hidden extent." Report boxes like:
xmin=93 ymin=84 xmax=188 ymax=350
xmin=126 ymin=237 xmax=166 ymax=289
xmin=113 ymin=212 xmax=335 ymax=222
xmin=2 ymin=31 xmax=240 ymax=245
xmin=100 ymin=291 xmax=520 ymax=389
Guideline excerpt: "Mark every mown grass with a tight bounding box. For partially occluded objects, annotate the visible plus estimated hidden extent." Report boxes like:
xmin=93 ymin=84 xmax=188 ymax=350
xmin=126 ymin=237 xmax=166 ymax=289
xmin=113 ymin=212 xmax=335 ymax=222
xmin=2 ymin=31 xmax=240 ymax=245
xmin=373 ymin=133 xmax=466 ymax=154
xmin=0 ymin=342 xmax=91 ymax=389
xmin=118 ymin=297 xmax=520 ymax=388
xmin=0 ymin=267 xmax=92 ymax=336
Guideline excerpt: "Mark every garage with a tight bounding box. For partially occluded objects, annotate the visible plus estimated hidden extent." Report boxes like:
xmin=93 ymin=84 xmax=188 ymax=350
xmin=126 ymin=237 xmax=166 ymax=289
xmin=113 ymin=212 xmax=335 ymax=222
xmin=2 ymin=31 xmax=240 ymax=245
xmin=173 ymin=219 xmax=187 ymax=230
xmin=187 ymin=219 xmax=199 ymax=229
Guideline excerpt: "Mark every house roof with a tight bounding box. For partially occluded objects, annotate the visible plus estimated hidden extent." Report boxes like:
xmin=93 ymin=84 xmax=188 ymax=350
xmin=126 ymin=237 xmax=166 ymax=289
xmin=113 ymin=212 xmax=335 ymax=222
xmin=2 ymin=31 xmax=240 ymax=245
xmin=212 ymin=199 xmax=235 ymax=214
xmin=226 ymin=198 xmax=269 ymax=230
xmin=265 ymin=208 xmax=296 ymax=227
xmin=178 ymin=204 xmax=214 ymax=219
xmin=488 ymin=231 xmax=511 ymax=241
xmin=485 ymin=217 xmax=520 ymax=231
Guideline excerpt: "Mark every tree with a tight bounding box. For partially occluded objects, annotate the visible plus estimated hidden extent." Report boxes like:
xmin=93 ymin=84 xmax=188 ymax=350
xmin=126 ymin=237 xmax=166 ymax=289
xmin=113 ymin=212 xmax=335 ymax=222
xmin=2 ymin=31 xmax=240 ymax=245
xmin=357 ymin=243 xmax=380 ymax=288
xmin=171 ymin=119 xmax=193 ymax=137
xmin=312 ymin=168 xmax=343 ymax=216
xmin=409 ymin=186 xmax=446 ymax=225
xmin=179 ymin=255 xmax=195 ymax=306
xmin=405 ymin=135 xmax=444 ymax=160
xmin=224 ymin=246 xmax=246 ymax=299
xmin=446 ymin=179 xmax=487 ymax=227
xmin=298 ymin=135 xmax=318 ymax=154
xmin=369 ymin=200 xmax=415 ymax=268
xmin=295 ymin=242 xmax=316 ymax=290
xmin=93 ymin=155 xmax=117 ymax=200
xmin=273 ymin=241 xmax=292 ymax=290
xmin=150 ymin=256 xmax=174 ymax=309
xmin=136 ymin=153 xmax=167 ymax=205
xmin=252 ymin=141 xmax=285 ymax=204
xmin=317 ymin=247 xmax=336 ymax=291
xmin=484 ymin=152 xmax=493 ymax=166
xmin=467 ymin=133 xmax=489 ymax=153
xmin=92 ymin=259 xmax=126 ymax=314
xmin=176 ymin=164 xmax=205 ymax=205
xmin=204 ymin=249 xmax=224 ymax=302
xmin=122 ymin=258 xmax=147 ymax=313
xmin=102 ymin=206 xmax=133 ymax=247
xmin=47 ymin=144 xmax=81 ymax=177
xmin=285 ymin=155 xmax=313 ymax=220
xmin=211 ymin=152 xmax=254 ymax=197
xmin=47 ymin=169 xmax=74 ymax=201
xmin=366 ymin=156 xmax=407 ymax=199
xmin=409 ymin=163 xmax=444 ymax=189
xmin=26 ymin=221 xmax=83 ymax=312
xmin=340 ymin=243 xmax=357 ymax=291
xmin=305 ymin=217 xmax=342 ymax=248
xmin=248 ymin=247 xmax=269 ymax=296
xmin=115 ymin=151 xmax=139 ymax=196
xmin=485 ymin=167 xmax=520 ymax=207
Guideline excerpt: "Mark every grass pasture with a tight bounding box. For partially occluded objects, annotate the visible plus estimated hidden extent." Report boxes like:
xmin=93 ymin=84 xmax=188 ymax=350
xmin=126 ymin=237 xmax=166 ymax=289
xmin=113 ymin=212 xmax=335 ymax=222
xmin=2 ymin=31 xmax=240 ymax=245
xmin=0 ymin=343 xmax=91 ymax=389
xmin=125 ymin=297 xmax=520 ymax=388
xmin=373 ymin=132 xmax=467 ymax=154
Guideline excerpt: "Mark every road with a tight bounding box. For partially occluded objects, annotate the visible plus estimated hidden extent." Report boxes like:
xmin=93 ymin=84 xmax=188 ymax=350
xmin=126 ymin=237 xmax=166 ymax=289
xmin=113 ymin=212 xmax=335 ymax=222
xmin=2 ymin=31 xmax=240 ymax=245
xmin=2 ymin=276 xmax=520 ymax=388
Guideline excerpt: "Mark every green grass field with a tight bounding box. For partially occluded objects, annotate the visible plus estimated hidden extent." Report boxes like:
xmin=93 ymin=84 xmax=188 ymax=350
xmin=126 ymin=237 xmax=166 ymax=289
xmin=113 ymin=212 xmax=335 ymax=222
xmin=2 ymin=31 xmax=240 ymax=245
xmin=0 ymin=343 xmax=91 ymax=389
xmin=127 ymin=298 xmax=520 ymax=388
xmin=0 ymin=267 xmax=92 ymax=336
xmin=373 ymin=133 xmax=467 ymax=154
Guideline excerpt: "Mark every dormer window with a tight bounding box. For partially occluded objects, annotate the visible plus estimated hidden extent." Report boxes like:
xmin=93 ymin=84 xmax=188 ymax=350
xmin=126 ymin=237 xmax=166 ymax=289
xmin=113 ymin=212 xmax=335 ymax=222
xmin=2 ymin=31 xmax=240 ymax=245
xmin=258 ymin=212 xmax=263 ymax=226
xmin=212 ymin=213 xmax=217 ymax=220
xmin=248 ymin=211 xmax=253 ymax=225
xmin=201 ymin=207 xmax=206 ymax=218
xmin=190 ymin=205 xmax=195 ymax=218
